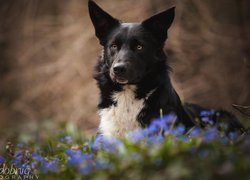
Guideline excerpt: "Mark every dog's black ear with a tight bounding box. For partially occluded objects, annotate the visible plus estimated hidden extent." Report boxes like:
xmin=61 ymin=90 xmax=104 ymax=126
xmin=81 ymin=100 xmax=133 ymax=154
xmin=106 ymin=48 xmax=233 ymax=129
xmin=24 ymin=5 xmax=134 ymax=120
xmin=142 ymin=7 xmax=175 ymax=44
xmin=88 ymin=0 xmax=120 ymax=45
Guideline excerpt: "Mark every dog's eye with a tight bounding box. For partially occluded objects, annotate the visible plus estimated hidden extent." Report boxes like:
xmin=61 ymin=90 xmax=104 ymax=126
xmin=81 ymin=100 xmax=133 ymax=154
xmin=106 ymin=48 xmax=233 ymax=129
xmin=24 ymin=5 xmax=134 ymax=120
xmin=111 ymin=44 xmax=118 ymax=50
xmin=136 ymin=45 xmax=143 ymax=50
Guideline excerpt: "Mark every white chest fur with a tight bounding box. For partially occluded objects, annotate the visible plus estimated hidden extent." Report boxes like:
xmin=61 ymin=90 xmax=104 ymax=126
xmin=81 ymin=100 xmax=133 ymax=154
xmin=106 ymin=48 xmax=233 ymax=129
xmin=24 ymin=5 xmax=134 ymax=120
xmin=99 ymin=85 xmax=144 ymax=137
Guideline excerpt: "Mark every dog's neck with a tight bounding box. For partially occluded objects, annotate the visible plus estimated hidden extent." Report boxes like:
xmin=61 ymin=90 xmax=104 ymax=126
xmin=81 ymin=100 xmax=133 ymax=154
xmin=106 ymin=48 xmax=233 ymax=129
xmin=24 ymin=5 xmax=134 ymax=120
xmin=98 ymin=84 xmax=158 ymax=137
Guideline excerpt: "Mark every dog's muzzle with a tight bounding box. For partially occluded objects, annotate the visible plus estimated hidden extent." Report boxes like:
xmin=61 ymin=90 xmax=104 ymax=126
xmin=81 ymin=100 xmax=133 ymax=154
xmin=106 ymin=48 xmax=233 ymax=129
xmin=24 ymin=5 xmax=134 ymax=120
xmin=110 ymin=63 xmax=129 ymax=84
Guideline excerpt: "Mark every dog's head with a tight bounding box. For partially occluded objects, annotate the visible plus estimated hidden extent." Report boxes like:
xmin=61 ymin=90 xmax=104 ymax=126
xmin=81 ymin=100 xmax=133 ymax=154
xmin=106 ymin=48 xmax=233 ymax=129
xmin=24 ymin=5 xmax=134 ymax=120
xmin=88 ymin=0 xmax=175 ymax=84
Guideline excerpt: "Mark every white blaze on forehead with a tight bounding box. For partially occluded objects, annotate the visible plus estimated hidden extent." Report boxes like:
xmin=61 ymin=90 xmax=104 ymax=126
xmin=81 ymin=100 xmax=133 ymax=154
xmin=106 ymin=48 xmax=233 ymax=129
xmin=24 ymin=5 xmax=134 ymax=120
xmin=121 ymin=23 xmax=140 ymax=28
xmin=99 ymin=85 xmax=144 ymax=137
xmin=121 ymin=23 xmax=141 ymax=34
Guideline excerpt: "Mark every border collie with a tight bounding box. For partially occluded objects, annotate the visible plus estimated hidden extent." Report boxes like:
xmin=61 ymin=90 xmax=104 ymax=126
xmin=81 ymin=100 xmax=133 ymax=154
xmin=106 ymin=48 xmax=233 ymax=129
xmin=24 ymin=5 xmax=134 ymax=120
xmin=88 ymin=1 xmax=245 ymax=137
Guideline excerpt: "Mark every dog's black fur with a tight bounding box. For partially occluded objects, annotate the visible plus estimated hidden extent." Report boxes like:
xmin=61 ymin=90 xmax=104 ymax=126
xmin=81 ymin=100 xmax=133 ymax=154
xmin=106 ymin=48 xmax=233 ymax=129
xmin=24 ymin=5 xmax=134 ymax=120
xmin=88 ymin=1 xmax=245 ymax=136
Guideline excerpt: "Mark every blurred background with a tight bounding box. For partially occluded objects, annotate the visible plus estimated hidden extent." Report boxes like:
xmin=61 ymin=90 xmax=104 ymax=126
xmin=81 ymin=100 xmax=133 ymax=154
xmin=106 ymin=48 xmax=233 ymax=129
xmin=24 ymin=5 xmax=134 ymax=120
xmin=0 ymin=0 xmax=249 ymax=138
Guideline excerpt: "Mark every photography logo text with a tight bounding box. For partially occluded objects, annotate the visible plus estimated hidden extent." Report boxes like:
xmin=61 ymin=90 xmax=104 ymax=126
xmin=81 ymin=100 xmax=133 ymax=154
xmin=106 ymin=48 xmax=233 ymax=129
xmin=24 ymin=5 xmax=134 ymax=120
xmin=0 ymin=165 xmax=39 ymax=180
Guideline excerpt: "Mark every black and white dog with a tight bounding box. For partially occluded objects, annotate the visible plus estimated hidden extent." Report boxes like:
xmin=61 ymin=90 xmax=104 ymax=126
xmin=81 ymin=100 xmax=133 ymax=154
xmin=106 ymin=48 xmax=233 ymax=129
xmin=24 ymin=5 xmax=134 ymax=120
xmin=88 ymin=1 xmax=245 ymax=137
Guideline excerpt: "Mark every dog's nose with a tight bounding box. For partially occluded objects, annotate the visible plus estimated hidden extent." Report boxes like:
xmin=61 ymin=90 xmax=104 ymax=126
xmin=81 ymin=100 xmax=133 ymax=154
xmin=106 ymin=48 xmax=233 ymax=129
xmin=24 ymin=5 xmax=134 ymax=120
xmin=113 ymin=63 xmax=127 ymax=75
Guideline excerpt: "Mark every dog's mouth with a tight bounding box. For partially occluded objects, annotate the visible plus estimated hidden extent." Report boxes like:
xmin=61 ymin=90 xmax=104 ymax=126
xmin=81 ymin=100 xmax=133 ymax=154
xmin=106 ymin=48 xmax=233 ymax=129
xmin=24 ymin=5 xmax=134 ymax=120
xmin=110 ymin=72 xmax=129 ymax=84
xmin=115 ymin=78 xmax=129 ymax=84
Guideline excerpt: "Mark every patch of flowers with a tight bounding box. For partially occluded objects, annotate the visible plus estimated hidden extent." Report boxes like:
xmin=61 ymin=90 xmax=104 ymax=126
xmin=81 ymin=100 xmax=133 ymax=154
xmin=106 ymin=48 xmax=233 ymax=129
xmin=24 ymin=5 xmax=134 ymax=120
xmin=0 ymin=112 xmax=249 ymax=180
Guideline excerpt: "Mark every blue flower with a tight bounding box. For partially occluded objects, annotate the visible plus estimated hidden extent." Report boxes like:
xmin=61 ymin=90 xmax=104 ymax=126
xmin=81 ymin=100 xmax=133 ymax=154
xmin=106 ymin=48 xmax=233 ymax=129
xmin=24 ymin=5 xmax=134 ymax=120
xmin=31 ymin=152 xmax=44 ymax=162
xmin=91 ymin=135 xmax=103 ymax=151
xmin=128 ymin=114 xmax=178 ymax=144
xmin=92 ymin=136 xmax=122 ymax=153
xmin=161 ymin=114 xmax=177 ymax=124
xmin=203 ymin=128 xmax=217 ymax=141
xmin=66 ymin=150 xmax=85 ymax=166
xmin=147 ymin=135 xmax=164 ymax=144
xmin=146 ymin=120 xmax=163 ymax=136
xmin=66 ymin=150 xmax=92 ymax=165
xmin=228 ymin=132 xmax=238 ymax=141
xmin=149 ymin=114 xmax=177 ymax=134
xmin=217 ymin=122 xmax=229 ymax=131
xmin=201 ymin=117 xmax=214 ymax=126
xmin=171 ymin=125 xmax=185 ymax=136
xmin=180 ymin=136 xmax=189 ymax=142
xmin=17 ymin=143 xmax=25 ymax=148
xmin=188 ymin=127 xmax=201 ymax=137
xmin=10 ymin=150 xmax=25 ymax=167
xmin=60 ymin=136 xmax=73 ymax=144
xmin=41 ymin=159 xmax=59 ymax=173
xmin=79 ymin=166 xmax=91 ymax=174
xmin=95 ymin=159 xmax=112 ymax=170
xmin=215 ymin=111 xmax=221 ymax=117
xmin=127 ymin=129 xmax=146 ymax=143
xmin=102 ymin=137 xmax=123 ymax=152
xmin=14 ymin=150 xmax=24 ymax=161
xmin=0 ymin=156 xmax=5 ymax=165
xmin=31 ymin=152 xmax=59 ymax=173
xmin=66 ymin=149 xmax=94 ymax=174
xmin=200 ymin=110 xmax=215 ymax=116
xmin=31 ymin=161 xmax=38 ymax=169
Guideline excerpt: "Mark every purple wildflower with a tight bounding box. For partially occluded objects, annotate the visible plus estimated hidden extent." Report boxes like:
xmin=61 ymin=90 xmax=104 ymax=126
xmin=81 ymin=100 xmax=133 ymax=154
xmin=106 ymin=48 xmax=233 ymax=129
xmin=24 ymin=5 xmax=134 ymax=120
xmin=66 ymin=150 xmax=92 ymax=166
xmin=0 ymin=156 xmax=5 ymax=165
xmin=200 ymin=110 xmax=215 ymax=116
xmin=79 ymin=166 xmax=91 ymax=174
xmin=66 ymin=150 xmax=85 ymax=166
xmin=31 ymin=152 xmax=44 ymax=162
xmin=171 ymin=125 xmax=185 ymax=136
xmin=218 ymin=122 xmax=229 ymax=131
xmin=31 ymin=161 xmax=38 ymax=169
xmin=180 ymin=136 xmax=189 ymax=142
xmin=10 ymin=150 xmax=25 ymax=167
xmin=31 ymin=152 xmax=58 ymax=173
xmin=147 ymin=135 xmax=164 ymax=145
xmin=17 ymin=143 xmax=25 ymax=148
xmin=203 ymin=128 xmax=217 ymax=141
xmin=95 ymin=159 xmax=112 ymax=170
xmin=92 ymin=136 xmax=122 ymax=153
xmin=188 ymin=127 xmax=201 ymax=137
xmin=41 ymin=159 xmax=59 ymax=173
xmin=65 ymin=149 xmax=94 ymax=174
xmin=201 ymin=117 xmax=214 ymax=126
xmin=102 ymin=137 xmax=123 ymax=152
xmin=91 ymin=135 xmax=103 ymax=151
xmin=14 ymin=150 xmax=24 ymax=161
xmin=215 ymin=111 xmax=220 ymax=117
xmin=161 ymin=114 xmax=177 ymax=124
xmin=128 ymin=114 xmax=177 ymax=144
xmin=149 ymin=114 xmax=177 ymax=134
xmin=60 ymin=136 xmax=73 ymax=144
xmin=147 ymin=120 xmax=163 ymax=136
xmin=127 ymin=129 xmax=146 ymax=143
xmin=228 ymin=132 xmax=238 ymax=141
